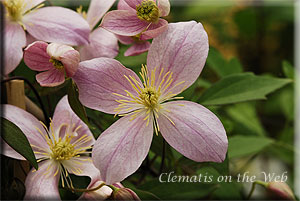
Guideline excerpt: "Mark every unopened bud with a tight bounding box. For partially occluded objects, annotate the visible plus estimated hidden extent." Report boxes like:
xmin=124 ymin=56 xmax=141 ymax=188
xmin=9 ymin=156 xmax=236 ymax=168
xmin=112 ymin=188 xmax=140 ymax=200
xmin=267 ymin=182 xmax=295 ymax=200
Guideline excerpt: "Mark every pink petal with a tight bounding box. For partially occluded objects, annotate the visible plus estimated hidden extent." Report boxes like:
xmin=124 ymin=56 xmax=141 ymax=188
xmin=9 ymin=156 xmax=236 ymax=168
xmin=147 ymin=21 xmax=209 ymax=97
xmin=23 ymin=7 xmax=90 ymax=46
xmin=62 ymin=156 xmax=100 ymax=181
xmin=73 ymin=58 xmax=142 ymax=114
xmin=117 ymin=35 xmax=135 ymax=45
xmin=158 ymin=101 xmax=228 ymax=162
xmin=124 ymin=41 xmax=151 ymax=56
xmin=1 ymin=104 xmax=50 ymax=159
xmin=23 ymin=41 xmax=53 ymax=71
xmin=101 ymin=10 xmax=149 ymax=36
xmin=118 ymin=0 xmax=135 ymax=11
xmin=1 ymin=140 xmax=25 ymax=160
xmin=36 ymin=69 xmax=65 ymax=87
xmin=123 ymin=0 xmax=145 ymax=9
xmin=24 ymin=160 xmax=60 ymax=200
xmin=46 ymin=43 xmax=74 ymax=58
xmin=79 ymin=28 xmax=119 ymax=61
xmin=92 ymin=113 xmax=153 ymax=184
xmin=26 ymin=33 xmax=37 ymax=46
xmin=51 ymin=95 xmax=95 ymax=147
xmin=140 ymin=18 xmax=168 ymax=40
xmin=4 ymin=22 xmax=26 ymax=75
xmin=23 ymin=0 xmax=45 ymax=13
xmin=60 ymin=50 xmax=80 ymax=77
xmin=86 ymin=0 xmax=116 ymax=29
xmin=157 ymin=0 xmax=170 ymax=16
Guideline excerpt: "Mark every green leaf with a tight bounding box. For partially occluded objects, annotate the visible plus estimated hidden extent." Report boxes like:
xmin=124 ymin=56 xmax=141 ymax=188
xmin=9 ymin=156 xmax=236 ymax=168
xmin=228 ymin=135 xmax=274 ymax=159
xmin=67 ymin=80 xmax=91 ymax=128
xmin=282 ymin=60 xmax=294 ymax=79
xmin=206 ymin=48 xmax=243 ymax=77
xmin=198 ymin=73 xmax=291 ymax=105
xmin=1 ymin=118 xmax=38 ymax=170
xmin=139 ymin=179 xmax=217 ymax=199
xmin=226 ymin=103 xmax=266 ymax=136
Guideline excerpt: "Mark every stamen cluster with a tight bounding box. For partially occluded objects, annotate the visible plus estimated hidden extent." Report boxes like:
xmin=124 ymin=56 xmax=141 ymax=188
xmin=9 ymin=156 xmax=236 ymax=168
xmin=3 ymin=0 xmax=24 ymax=22
xmin=136 ymin=0 xmax=159 ymax=23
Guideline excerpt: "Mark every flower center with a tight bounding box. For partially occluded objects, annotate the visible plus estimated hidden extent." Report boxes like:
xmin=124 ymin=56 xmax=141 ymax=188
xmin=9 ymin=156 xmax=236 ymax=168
xmin=136 ymin=0 xmax=159 ymax=23
xmin=50 ymin=137 xmax=76 ymax=161
xmin=76 ymin=5 xmax=87 ymax=19
xmin=140 ymin=86 xmax=160 ymax=110
xmin=49 ymin=57 xmax=64 ymax=70
xmin=3 ymin=0 xmax=24 ymax=22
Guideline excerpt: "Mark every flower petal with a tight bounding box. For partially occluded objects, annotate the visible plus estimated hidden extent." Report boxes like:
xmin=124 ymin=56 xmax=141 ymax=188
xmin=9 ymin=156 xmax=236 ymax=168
xmin=101 ymin=10 xmax=149 ymax=36
xmin=73 ymin=58 xmax=142 ymax=114
xmin=123 ymin=0 xmax=144 ymax=9
xmin=140 ymin=18 xmax=168 ymax=40
xmin=92 ymin=113 xmax=153 ymax=184
xmin=60 ymin=50 xmax=80 ymax=77
xmin=23 ymin=0 xmax=44 ymax=13
xmin=124 ymin=41 xmax=150 ymax=56
xmin=158 ymin=101 xmax=228 ymax=162
xmin=147 ymin=21 xmax=209 ymax=96
xmin=51 ymin=96 xmax=95 ymax=148
xmin=23 ymin=41 xmax=53 ymax=71
xmin=1 ymin=140 xmax=25 ymax=160
xmin=4 ymin=22 xmax=26 ymax=75
xmin=24 ymin=160 xmax=60 ymax=200
xmin=23 ymin=7 xmax=90 ymax=46
xmin=62 ymin=156 xmax=100 ymax=181
xmin=36 ymin=69 xmax=65 ymax=87
xmin=79 ymin=28 xmax=119 ymax=61
xmin=157 ymin=0 xmax=170 ymax=16
xmin=118 ymin=0 xmax=135 ymax=11
xmin=117 ymin=35 xmax=135 ymax=45
xmin=86 ymin=0 xmax=116 ymax=29
xmin=1 ymin=104 xmax=50 ymax=159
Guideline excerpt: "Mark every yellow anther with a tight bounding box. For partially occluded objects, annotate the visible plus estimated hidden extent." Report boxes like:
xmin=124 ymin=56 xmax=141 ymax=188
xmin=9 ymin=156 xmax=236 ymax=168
xmin=3 ymin=0 xmax=24 ymax=22
xmin=49 ymin=57 xmax=64 ymax=70
xmin=136 ymin=0 xmax=159 ymax=23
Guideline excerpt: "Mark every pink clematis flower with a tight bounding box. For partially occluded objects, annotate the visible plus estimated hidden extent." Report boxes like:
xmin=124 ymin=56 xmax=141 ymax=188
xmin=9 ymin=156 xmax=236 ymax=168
xmin=1 ymin=96 xmax=97 ymax=199
xmin=73 ymin=21 xmax=228 ymax=184
xmin=2 ymin=0 xmax=90 ymax=75
xmin=24 ymin=41 xmax=80 ymax=87
xmin=77 ymin=0 xmax=119 ymax=61
xmin=101 ymin=0 xmax=169 ymax=38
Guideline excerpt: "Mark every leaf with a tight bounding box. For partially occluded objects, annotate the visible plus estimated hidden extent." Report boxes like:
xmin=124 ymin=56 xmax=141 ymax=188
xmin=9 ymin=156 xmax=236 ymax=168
xmin=1 ymin=118 xmax=38 ymax=170
xmin=198 ymin=73 xmax=291 ymax=105
xmin=67 ymin=80 xmax=92 ymax=128
xmin=206 ymin=48 xmax=243 ymax=77
xmin=228 ymin=135 xmax=273 ymax=159
xmin=139 ymin=179 xmax=217 ymax=199
xmin=226 ymin=103 xmax=266 ymax=136
xmin=282 ymin=60 xmax=294 ymax=79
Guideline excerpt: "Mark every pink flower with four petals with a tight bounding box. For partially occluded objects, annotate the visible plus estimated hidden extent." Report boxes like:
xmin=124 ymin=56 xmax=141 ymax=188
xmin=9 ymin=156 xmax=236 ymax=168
xmin=73 ymin=21 xmax=228 ymax=184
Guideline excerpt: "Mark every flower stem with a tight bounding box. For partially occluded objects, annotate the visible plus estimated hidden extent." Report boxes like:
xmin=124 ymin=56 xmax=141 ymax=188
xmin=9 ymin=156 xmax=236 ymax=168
xmin=159 ymin=138 xmax=166 ymax=174
xmin=64 ymin=182 xmax=106 ymax=193
xmin=247 ymin=180 xmax=268 ymax=199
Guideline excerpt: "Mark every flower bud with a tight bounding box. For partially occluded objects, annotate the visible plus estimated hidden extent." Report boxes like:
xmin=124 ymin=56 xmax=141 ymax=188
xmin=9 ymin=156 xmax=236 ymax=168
xmin=112 ymin=188 xmax=140 ymax=200
xmin=267 ymin=182 xmax=295 ymax=200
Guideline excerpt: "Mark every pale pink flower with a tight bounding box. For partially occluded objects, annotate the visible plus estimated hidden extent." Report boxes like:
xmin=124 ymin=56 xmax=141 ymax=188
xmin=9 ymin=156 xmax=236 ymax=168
xmin=24 ymin=41 xmax=80 ymax=87
xmin=1 ymin=96 xmax=97 ymax=199
xmin=73 ymin=21 xmax=228 ymax=184
xmin=2 ymin=0 xmax=90 ymax=75
xmin=101 ymin=0 xmax=169 ymax=38
xmin=77 ymin=0 xmax=119 ymax=61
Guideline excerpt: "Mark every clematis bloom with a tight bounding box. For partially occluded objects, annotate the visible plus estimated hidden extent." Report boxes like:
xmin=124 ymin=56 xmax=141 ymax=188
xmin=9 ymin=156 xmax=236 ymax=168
xmin=101 ymin=0 xmax=169 ymax=38
xmin=77 ymin=0 xmax=119 ymax=61
xmin=73 ymin=21 xmax=228 ymax=184
xmin=2 ymin=0 xmax=90 ymax=75
xmin=1 ymin=96 xmax=97 ymax=199
xmin=24 ymin=41 xmax=80 ymax=87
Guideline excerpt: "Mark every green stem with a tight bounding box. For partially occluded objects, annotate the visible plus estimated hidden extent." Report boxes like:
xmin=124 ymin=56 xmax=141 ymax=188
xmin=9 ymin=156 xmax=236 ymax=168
xmin=247 ymin=180 xmax=268 ymax=200
xmin=64 ymin=182 xmax=106 ymax=193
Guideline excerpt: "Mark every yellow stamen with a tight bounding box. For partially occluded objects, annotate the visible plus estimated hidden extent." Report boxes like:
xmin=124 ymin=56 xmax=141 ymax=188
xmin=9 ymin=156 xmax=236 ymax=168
xmin=136 ymin=0 xmax=159 ymax=23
